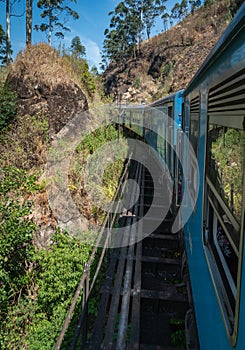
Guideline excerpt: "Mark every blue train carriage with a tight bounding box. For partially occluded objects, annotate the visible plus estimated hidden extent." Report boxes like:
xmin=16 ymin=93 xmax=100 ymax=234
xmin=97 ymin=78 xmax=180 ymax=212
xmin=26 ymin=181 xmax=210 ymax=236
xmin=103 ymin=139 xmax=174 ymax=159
xmin=148 ymin=90 xmax=184 ymax=211
xmin=183 ymin=4 xmax=245 ymax=349
xmin=121 ymin=104 xmax=144 ymax=137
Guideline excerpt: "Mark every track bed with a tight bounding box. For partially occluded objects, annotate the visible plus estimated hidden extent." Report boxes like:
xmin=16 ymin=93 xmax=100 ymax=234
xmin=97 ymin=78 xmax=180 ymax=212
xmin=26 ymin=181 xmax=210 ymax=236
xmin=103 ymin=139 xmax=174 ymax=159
xmin=85 ymin=161 xmax=197 ymax=349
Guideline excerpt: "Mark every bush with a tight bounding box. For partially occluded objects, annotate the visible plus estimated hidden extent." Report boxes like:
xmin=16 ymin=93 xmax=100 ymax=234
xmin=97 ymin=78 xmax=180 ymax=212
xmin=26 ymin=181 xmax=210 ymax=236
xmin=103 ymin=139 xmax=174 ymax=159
xmin=0 ymin=82 xmax=17 ymax=131
xmin=132 ymin=76 xmax=142 ymax=89
xmin=0 ymin=166 xmax=38 ymax=349
xmin=62 ymin=55 xmax=97 ymax=98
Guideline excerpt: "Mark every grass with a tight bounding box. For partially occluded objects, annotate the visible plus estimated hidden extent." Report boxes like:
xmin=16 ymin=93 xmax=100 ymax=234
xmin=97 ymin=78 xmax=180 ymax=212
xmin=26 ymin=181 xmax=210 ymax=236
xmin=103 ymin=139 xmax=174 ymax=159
xmin=69 ymin=124 xmax=125 ymax=224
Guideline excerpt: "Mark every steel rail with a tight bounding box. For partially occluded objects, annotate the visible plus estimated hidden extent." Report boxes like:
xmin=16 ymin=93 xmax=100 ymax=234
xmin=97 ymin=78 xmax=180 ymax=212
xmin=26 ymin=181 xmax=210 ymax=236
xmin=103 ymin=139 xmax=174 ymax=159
xmin=116 ymin=162 xmax=142 ymax=349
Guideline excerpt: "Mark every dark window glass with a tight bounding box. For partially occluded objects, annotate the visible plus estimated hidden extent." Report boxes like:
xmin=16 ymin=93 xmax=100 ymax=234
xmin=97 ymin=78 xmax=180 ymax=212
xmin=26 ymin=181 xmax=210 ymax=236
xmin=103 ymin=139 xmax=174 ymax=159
xmin=189 ymin=96 xmax=200 ymax=156
xmin=207 ymin=125 xmax=244 ymax=223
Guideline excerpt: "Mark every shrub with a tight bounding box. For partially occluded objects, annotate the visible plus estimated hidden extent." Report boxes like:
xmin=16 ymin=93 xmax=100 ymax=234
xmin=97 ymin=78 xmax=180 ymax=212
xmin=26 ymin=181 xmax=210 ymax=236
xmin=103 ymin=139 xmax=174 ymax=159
xmin=132 ymin=76 xmax=142 ymax=89
xmin=0 ymin=82 xmax=17 ymax=131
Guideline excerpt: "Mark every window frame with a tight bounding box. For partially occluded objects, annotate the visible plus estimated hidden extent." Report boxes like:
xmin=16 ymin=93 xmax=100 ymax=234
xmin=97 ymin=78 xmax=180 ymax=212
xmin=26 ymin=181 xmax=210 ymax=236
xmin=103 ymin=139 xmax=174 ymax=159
xmin=203 ymin=113 xmax=245 ymax=345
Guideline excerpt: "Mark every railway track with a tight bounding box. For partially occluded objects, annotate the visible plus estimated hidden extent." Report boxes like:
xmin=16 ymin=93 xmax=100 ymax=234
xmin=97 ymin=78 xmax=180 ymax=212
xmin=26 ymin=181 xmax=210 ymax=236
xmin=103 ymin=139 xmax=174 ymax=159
xmin=85 ymin=159 xmax=198 ymax=350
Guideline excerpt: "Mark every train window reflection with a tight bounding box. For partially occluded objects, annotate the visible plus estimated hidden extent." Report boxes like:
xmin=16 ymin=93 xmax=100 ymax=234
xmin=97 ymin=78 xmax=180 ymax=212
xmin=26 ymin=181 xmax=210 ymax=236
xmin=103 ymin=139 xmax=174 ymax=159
xmin=189 ymin=95 xmax=200 ymax=156
xmin=207 ymin=204 xmax=236 ymax=329
xmin=205 ymin=122 xmax=244 ymax=335
xmin=207 ymin=125 xmax=244 ymax=223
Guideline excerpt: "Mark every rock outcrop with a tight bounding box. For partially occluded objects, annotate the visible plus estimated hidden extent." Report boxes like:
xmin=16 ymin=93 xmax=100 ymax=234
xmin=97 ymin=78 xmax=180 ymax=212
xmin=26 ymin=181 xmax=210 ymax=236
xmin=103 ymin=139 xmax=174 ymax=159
xmin=7 ymin=43 xmax=88 ymax=134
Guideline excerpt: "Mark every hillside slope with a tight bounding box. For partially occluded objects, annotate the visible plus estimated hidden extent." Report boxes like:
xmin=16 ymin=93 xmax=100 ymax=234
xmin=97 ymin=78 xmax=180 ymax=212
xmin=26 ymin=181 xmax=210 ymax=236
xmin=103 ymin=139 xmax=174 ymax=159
xmin=103 ymin=0 xmax=237 ymax=104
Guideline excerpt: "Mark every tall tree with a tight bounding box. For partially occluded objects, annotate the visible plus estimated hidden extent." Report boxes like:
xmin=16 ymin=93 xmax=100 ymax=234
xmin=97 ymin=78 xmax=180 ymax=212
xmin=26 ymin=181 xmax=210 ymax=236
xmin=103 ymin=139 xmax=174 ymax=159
xmin=143 ymin=0 xmax=167 ymax=39
xmin=104 ymin=1 xmax=140 ymax=64
xmin=70 ymin=36 xmax=86 ymax=59
xmin=171 ymin=1 xmax=187 ymax=22
xmin=103 ymin=0 xmax=167 ymax=65
xmin=6 ymin=0 xmax=11 ymax=64
xmin=0 ymin=0 xmax=24 ymax=64
xmin=34 ymin=0 xmax=79 ymax=46
xmin=0 ymin=23 xmax=7 ymax=64
xmin=161 ymin=12 xmax=169 ymax=32
xmin=26 ymin=0 xmax=32 ymax=46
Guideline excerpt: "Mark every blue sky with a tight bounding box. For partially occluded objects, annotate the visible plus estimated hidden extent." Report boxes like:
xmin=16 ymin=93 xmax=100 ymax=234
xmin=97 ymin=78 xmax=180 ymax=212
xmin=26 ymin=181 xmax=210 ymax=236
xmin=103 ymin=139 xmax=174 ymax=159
xmin=0 ymin=1 xmax=178 ymax=69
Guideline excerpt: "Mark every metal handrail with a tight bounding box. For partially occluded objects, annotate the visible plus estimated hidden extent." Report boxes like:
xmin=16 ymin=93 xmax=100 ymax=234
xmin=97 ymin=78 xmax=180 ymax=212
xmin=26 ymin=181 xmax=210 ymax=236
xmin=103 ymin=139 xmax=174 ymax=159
xmin=54 ymin=153 xmax=132 ymax=350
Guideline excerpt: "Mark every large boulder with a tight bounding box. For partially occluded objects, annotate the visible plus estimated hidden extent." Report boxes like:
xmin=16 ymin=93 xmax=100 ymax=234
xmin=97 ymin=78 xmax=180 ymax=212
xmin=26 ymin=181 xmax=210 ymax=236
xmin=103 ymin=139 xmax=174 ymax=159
xmin=7 ymin=43 xmax=88 ymax=134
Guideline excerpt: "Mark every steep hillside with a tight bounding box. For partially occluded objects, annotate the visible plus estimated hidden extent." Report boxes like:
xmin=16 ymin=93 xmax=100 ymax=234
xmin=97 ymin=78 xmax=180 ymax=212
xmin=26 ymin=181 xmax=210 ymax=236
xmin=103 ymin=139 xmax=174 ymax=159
xmin=0 ymin=44 xmax=123 ymax=348
xmin=103 ymin=0 xmax=238 ymax=104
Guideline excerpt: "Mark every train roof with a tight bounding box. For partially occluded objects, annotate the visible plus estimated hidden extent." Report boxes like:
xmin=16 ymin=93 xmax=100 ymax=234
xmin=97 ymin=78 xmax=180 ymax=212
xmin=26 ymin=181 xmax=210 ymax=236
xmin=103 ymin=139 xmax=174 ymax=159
xmin=184 ymin=3 xmax=245 ymax=95
xmin=149 ymin=89 xmax=184 ymax=107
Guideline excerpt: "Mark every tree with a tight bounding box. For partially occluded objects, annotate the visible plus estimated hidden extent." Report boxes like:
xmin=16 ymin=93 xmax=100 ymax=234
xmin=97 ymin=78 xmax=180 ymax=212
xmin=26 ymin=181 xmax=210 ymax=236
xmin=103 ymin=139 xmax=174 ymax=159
xmin=171 ymin=0 xmax=189 ymax=22
xmin=26 ymin=0 xmax=33 ymax=46
xmin=103 ymin=0 xmax=167 ymax=65
xmin=6 ymin=0 xmax=11 ymax=64
xmin=103 ymin=1 xmax=140 ymax=64
xmin=70 ymin=36 xmax=86 ymax=59
xmin=0 ymin=0 xmax=24 ymax=64
xmin=0 ymin=24 xmax=7 ymax=64
xmin=34 ymin=0 xmax=79 ymax=46
xmin=228 ymin=0 xmax=244 ymax=17
xmin=143 ymin=0 xmax=167 ymax=39
xmin=189 ymin=0 xmax=201 ymax=14
xmin=161 ymin=12 xmax=169 ymax=32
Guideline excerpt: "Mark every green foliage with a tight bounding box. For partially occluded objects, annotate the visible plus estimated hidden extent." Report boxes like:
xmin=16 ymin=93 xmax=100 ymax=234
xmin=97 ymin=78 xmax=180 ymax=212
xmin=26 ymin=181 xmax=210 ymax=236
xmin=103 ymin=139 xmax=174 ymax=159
xmin=76 ymin=124 xmax=120 ymax=155
xmin=81 ymin=70 xmax=96 ymax=97
xmin=170 ymin=318 xmax=186 ymax=348
xmin=0 ymin=167 xmax=38 ymax=348
xmin=0 ymin=166 xmax=39 ymax=194
xmin=171 ymin=329 xmax=186 ymax=347
xmin=227 ymin=0 xmax=244 ymax=18
xmin=34 ymin=0 xmax=79 ymax=45
xmin=34 ymin=231 xmax=91 ymax=316
xmin=0 ymin=82 xmax=17 ymax=131
xmin=210 ymin=127 xmax=244 ymax=221
xmin=170 ymin=317 xmax=185 ymax=326
xmin=171 ymin=0 xmax=202 ymax=20
xmin=63 ymin=55 xmax=97 ymax=97
xmin=204 ymin=0 xmax=215 ymax=7
xmin=70 ymin=36 xmax=86 ymax=59
xmin=132 ymin=76 xmax=142 ymax=89
xmin=0 ymin=23 xmax=7 ymax=65
xmin=195 ymin=17 xmax=206 ymax=31
xmin=0 ymin=113 xmax=49 ymax=170
xmin=70 ymin=125 xmax=125 ymax=222
xmin=0 ymin=162 xmax=95 ymax=348
xmin=161 ymin=61 xmax=173 ymax=76
xmin=103 ymin=159 xmax=124 ymax=200
xmin=103 ymin=0 xmax=167 ymax=65
xmin=22 ymin=230 xmax=93 ymax=349
xmin=0 ymin=222 xmax=93 ymax=348
xmin=171 ymin=0 xmax=188 ymax=21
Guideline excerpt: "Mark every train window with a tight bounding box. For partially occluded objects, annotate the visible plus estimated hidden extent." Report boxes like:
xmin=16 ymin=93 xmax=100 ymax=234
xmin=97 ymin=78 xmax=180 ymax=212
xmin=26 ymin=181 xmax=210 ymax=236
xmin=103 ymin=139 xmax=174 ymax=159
xmin=205 ymin=201 xmax=237 ymax=330
xmin=207 ymin=125 xmax=244 ymax=223
xmin=167 ymin=105 xmax=173 ymax=119
xmin=204 ymin=119 xmax=244 ymax=336
xmin=165 ymin=105 xmax=174 ymax=178
xmin=189 ymin=95 xmax=200 ymax=156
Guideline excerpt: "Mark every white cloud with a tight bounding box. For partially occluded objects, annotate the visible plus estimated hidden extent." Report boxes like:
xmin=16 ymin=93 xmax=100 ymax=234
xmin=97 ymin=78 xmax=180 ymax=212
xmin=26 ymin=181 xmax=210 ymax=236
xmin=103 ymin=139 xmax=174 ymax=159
xmin=80 ymin=36 xmax=102 ymax=68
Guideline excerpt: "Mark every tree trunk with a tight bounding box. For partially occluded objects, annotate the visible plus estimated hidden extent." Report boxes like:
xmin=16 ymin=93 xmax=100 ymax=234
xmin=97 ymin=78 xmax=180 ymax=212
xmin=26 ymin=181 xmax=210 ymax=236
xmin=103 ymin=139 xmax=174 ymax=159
xmin=139 ymin=0 xmax=144 ymax=44
xmin=26 ymin=0 xmax=33 ymax=46
xmin=48 ymin=11 xmax=52 ymax=46
xmin=6 ymin=0 xmax=11 ymax=64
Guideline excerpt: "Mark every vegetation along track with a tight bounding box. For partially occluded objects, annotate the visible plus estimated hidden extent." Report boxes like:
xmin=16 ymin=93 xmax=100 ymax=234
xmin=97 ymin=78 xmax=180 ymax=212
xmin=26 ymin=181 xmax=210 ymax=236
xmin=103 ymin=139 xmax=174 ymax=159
xmin=83 ymin=158 xmax=199 ymax=350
